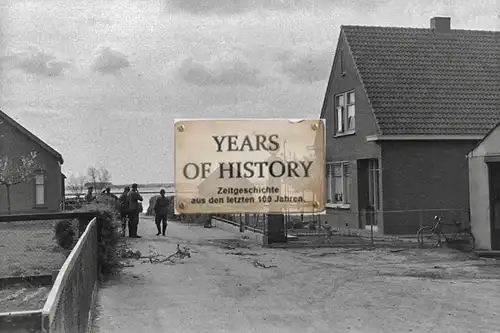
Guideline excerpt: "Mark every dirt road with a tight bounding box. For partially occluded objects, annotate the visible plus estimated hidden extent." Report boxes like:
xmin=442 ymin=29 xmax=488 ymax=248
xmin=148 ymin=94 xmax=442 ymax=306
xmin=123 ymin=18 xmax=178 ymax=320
xmin=91 ymin=216 xmax=500 ymax=333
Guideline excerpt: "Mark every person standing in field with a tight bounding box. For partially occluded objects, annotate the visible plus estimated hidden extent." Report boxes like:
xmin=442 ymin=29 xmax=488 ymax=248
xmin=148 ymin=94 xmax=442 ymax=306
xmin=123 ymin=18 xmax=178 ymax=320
xmin=153 ymin=189 xmax=170 ymax=236
xmin=85 ymin=187 xmax=95 ymax=203
xmin=127 ymin=183 xmax=143 ymax=238
xmin=102 ymin=187 xmax=118 ymax=201
xmin=119 ymin=186 xmax=131 ymax=236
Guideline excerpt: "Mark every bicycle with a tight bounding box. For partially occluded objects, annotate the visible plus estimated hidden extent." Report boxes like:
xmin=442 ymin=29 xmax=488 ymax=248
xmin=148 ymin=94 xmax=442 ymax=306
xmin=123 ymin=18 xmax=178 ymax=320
xmin=416 ymin=216 xmax=475 ymax=252
xmin=322 ymin=222 xmax=335 ymax=244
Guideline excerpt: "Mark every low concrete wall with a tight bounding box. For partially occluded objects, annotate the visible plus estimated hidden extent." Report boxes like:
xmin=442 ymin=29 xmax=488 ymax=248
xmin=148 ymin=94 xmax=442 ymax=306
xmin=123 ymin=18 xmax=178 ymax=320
xmin=0 ymin=275 xmax=57 ymax=332
xmin=42 ymin=219 xmax=98 ymax=332
xmin=211 ymin=217 xmax=240 ymax=233
xmin=0 ymin=219 xmax=98 ymax=333
xmin=241 ymin=229 xmax=267 ymax=246
xmin=211 ymin=217 xmax=268 ymax=246
xmin=0 ymin=310 xmax=42 ymax=333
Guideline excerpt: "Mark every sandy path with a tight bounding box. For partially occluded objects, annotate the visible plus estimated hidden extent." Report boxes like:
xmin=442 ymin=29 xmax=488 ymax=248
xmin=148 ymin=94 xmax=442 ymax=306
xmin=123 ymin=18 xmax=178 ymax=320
xmin=91 ymin=216 xmax=500 ymax=333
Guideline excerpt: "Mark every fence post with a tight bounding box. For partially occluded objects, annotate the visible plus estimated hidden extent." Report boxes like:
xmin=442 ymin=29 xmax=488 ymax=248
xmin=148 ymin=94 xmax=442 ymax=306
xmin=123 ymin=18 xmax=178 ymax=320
xmin=78 ymin=215 xmax=92 ymax=238
xmin=263 ymin=214 xmax=267 ymax=236
xmin=41 ymin=314 xmax=50 ymax=333
xmin=370 ymin=212 xmax=374 ymax=247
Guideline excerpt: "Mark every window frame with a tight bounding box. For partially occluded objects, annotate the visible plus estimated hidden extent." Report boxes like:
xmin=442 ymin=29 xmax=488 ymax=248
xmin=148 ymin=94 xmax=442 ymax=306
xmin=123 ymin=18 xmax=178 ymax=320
xmin=334 ymin=90 xmax=356 ymax=136
xmin=34 ymin=170 xmax=47 ymax=208
xmin=326 ymin=161 xmax=350 ymax=209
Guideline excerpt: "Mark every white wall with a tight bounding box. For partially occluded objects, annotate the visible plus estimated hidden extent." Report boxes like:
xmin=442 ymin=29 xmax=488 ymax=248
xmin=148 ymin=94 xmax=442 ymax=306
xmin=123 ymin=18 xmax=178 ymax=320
xmin=469 ymin=156 xmax=491 ymax=250
xmin=471 ymin=126 xmax=500 ymax=157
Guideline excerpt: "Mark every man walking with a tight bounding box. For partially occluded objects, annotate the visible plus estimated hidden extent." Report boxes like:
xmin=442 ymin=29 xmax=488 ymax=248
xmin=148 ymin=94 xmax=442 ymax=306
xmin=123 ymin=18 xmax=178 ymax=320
xmin=153 ymin=189 xmax=170 ymax=236
xmin=127 ymin=183 xmax=143 ymax=238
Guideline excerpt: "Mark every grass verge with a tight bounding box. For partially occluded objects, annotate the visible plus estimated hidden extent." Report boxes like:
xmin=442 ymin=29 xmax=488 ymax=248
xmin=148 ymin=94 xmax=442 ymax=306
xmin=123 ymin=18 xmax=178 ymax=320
xmin=0 ymin=220 xmax=68 ymax=278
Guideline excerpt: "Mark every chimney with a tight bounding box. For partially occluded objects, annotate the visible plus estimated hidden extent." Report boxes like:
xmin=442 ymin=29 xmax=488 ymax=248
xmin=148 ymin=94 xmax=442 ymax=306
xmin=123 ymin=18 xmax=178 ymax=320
xmin=430 ymin=17 xmax=451 ymax=33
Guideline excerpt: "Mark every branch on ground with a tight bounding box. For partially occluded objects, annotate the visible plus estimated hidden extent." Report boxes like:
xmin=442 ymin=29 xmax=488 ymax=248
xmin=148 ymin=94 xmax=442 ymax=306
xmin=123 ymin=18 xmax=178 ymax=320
xmin=140 ymin=244 xmax=191 ymax=264
xmin=226 ymin=251 xmax=258 ymax=256
xmin=253 ymin=260 xmax=277 ymax=269
xmin=121 ymin=249 xmax=142 ymax=259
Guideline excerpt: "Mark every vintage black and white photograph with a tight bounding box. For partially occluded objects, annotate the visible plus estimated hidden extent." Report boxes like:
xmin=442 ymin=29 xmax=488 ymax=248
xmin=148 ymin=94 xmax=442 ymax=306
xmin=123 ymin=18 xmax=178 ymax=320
xmin=0 ymin=0 xmax=499 ymax=332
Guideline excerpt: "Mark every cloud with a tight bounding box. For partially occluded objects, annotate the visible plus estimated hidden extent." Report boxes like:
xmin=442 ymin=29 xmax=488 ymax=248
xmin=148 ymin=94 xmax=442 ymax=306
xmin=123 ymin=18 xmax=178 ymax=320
xmin=162 ymin=0 xmax=388 ymax=16
xmin=279 ymin=49 xmax=333 ymax=83
xmin=164 ymin=0 xmax=281 ymax=15
xmin=6 ymin=0 xmax=500 ymax=185
xmin=177 ymin=57 xmax=265 ymax=87
xmin=90 ymin=46 xmax=130 ymax=74
xmin=1 ymin=46 xmax=72 ymax=77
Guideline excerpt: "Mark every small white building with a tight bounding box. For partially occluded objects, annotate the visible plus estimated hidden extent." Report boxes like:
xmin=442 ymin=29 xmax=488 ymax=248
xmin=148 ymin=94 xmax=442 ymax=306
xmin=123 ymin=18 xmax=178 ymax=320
xmin=468 ymin=122 xmax=500 ymax=251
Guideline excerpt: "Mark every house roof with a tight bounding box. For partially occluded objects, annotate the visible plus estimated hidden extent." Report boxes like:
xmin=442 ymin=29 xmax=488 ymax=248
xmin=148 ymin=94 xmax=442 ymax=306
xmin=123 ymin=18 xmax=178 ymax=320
xmin=0 ymin=110 xmax=64 ymax=164
xmin=341 ymin=24 xmax=500 ymax=136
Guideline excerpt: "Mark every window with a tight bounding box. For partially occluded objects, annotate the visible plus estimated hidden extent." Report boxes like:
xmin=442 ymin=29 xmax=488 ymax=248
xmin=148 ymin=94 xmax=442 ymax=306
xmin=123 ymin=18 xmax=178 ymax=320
xmin=347 ymin=92 xmax=355 ymax=130
xmin=335 ymin=95 xmax=344 ymax=133
xmin=35 ymin=172 xmax=45 ymax=205
xmin=334 ymin=91 xmax=355 ymax=135
xmin=326 ymin=162 xmax=350 ymax=207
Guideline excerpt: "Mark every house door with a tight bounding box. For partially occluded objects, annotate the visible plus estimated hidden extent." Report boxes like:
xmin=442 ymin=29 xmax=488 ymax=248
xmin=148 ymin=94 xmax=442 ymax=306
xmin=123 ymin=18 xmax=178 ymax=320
xmin=367 ymin=159 xmax=381 ymax=229
xmin=488 ymin=162 xmax=500 ymax=250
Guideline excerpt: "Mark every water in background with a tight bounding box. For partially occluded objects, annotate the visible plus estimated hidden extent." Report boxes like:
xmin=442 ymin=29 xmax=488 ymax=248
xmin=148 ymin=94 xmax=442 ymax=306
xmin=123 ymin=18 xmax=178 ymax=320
xmin=66 ymin=185 xmax=316 ymax=215
xmin=66 ymin=186 xmax=175 ymax=209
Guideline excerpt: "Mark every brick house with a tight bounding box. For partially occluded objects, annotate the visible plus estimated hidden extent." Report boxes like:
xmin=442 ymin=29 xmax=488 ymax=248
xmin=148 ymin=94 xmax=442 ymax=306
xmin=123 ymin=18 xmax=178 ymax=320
xmin=320 ymin=17 xmax=500 ymax=235
xmin=0 ymin=110 xmax=64 ymax=214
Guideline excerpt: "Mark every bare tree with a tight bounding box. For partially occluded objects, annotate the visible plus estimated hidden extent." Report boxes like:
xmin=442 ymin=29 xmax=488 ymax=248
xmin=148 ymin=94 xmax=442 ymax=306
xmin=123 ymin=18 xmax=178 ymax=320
xmin=86 ymin=166 xmax=112 ymax=193
xmin=98 ymin=167 xmax=111 ymax=186
xmin=0 ymin=151 xmax=38 ymax=215
xmin=87 ymin=166 xmax=99 ymax=191
xmin=67 ymin=174 xmax=87 ymax=199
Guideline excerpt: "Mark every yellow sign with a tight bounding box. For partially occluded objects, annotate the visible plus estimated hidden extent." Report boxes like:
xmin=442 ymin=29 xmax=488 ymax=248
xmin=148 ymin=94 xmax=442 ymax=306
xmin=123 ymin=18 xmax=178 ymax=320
xmin=174 ymin=119 xmax=325 ymax=214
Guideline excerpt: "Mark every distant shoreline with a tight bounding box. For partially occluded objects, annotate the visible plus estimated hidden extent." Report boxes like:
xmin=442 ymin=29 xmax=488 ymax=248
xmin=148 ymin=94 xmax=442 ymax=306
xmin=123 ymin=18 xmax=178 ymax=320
xmin=109 ymin=183 xmax=174 ymax=189
xmin=65 ymin=186 xmax=174 ymax=198
xmin=66 ymin=183 xmax=175 ymax=191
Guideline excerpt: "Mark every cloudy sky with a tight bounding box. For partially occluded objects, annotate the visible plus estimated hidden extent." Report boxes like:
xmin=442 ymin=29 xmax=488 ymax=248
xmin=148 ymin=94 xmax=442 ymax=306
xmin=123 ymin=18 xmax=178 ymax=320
xmin=1 ymin=0 xmax=499 ymax=185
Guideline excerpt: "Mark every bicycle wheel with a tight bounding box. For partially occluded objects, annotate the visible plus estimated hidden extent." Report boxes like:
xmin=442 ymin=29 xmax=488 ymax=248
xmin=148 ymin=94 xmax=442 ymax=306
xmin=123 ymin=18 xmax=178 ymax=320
xmin=416 ymin=226 xmax=441 ymax=247
xmin=454 ymin=230 xmax=475 ymax=252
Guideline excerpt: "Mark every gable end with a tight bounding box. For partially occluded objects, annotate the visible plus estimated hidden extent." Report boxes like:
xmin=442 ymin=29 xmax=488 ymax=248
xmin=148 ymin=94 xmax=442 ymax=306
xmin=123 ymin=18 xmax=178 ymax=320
xmin=320 ymin=28 xmax=382 ymax=134
xmin=0 ymin=110 xmax=64 ymax=164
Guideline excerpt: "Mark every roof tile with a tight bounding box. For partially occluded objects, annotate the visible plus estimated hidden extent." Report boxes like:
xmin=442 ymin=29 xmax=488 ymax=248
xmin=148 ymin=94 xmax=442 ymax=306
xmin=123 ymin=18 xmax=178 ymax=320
xmin=342 ymin=25 xmax=500 ymax=136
